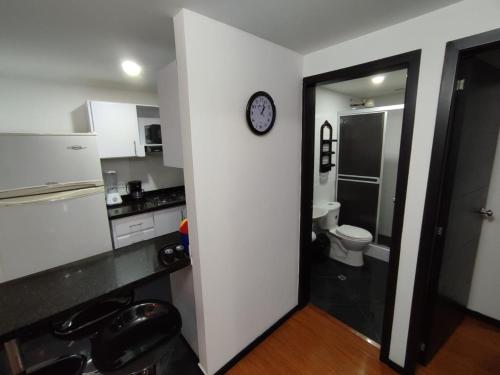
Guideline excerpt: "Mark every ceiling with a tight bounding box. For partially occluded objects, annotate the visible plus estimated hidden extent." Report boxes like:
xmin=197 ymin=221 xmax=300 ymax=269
xmin=322 ymin=69 xmax=408 ymax=99
xmin=0 ymin=0 xmax=460 ymax=92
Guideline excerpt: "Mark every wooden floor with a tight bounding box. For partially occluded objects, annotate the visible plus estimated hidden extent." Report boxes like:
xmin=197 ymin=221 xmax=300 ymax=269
xmin=227 ymin=305 xmax=500 ymax=375
xmin=228 ymin=305 xmax=394 ymax=375
xmin=417 ymin=315 xmax=500 ymax=375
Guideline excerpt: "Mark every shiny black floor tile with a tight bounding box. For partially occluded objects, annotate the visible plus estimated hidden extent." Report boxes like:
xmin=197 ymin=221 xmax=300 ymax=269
xmin=157 ymin=336 xmax=202 ymax=375
xmin=310 ymin=254 xmax=389 ymax=343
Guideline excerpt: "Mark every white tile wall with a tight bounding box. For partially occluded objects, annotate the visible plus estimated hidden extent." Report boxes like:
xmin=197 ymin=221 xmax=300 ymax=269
xmin=100 ymin=154 xmax=184 ymax=194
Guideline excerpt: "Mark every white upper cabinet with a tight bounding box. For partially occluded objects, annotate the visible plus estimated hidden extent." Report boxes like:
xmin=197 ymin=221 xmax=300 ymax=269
xmin=157 ymin=61 xmax=183 ymax=168
xmin=87 ymin=101 xmax=145 ymax=158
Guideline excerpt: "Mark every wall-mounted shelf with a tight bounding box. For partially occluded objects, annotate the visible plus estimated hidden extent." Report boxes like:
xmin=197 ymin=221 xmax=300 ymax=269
xmin=320 ymin=121 xmax=336 ymax=173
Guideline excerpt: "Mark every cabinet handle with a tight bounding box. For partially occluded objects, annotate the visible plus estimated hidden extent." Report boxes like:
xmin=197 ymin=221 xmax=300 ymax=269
xmin=129 ymin=223 xmax=142 ymax=228
xmin=133 ymin=141 xmax=137 ymax=156
xmin=67 ymin=145 xmax=87 ymax=150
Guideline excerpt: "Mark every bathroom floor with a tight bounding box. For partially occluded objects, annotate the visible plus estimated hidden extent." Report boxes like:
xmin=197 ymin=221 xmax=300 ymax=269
xmin=310 ymin=251 xmax=389 ymax=343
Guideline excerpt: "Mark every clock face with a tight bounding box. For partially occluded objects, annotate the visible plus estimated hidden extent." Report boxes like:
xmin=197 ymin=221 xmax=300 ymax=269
xmin=246 ymin=91 xmax=276 ymax=135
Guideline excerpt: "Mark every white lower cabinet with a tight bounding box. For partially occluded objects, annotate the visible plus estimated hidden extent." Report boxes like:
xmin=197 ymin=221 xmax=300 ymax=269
xmin=115 ymin=228 xmax=156 ymax=248
xmin=154 ymin=206 xmax=183 ymax=237
xmin=111 ymin=205 xmax=186 ymax=249
xmin=112 ymin=213 xmax=155 ymax=237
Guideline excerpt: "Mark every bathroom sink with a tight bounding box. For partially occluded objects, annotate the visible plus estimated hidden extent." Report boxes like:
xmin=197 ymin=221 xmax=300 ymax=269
xmin=312 ymin=207 xmax=328 ymax=219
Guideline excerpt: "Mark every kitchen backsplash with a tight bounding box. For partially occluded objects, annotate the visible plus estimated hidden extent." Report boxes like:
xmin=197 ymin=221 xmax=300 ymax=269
xmin=100 ymin=154 xmax=184 ymax=194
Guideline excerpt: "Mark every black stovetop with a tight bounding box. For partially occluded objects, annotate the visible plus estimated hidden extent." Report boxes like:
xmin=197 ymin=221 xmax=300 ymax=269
xmin=107 ymin=186 xmax=186 ymax=220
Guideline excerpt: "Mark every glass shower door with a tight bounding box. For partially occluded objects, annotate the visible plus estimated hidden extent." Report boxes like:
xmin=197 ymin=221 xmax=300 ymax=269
xmin=337 ymin=112 xmax=385 ymax=238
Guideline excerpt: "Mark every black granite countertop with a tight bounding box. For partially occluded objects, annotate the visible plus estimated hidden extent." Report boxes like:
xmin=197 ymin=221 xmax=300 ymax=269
xmin=107 ymin=186 xmax=186 ymax=220
xmin=0 ymin=233 xmax=190 ymax=343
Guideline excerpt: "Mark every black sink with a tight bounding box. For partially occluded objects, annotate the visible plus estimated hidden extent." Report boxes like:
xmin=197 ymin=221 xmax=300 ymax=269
xmin=53 ymin=293 xmax=133 ymax=340
xmin=91 ymin=300 xmax=182 ymax=372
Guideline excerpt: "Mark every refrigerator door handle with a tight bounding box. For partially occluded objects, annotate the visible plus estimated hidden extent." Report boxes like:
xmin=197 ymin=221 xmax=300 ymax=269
xmin=0 ymin=186 xmax=105 ymax=207
xmin=0 ymin=180 xmax=104 ymax=199
xmin=67 ymin=145 xmax=88 ymax=150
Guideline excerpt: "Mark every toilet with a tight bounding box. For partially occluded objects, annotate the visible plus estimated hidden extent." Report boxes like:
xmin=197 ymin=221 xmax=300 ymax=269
xmin=314 ymin=202 xmax=372 ymax=267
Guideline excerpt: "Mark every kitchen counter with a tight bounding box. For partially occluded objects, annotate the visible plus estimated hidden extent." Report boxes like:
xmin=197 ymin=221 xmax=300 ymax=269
xmin=0 ymin=233 xmax=190 ymax=343
xmin=107 ymin=186 xmax=186 ymax=220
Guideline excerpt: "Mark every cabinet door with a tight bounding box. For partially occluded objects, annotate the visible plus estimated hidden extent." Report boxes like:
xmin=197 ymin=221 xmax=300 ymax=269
xmin=112 ymin=213 xmax=155 ymax=237
xmin=88 ymin=101 xmax=144 ymax=158
xmin=115 ymin=228 xmax=155 ymax=249
xmin=154 ymin=206 xmax=182 ymax=236
xmin=157 ymin=61 xmax=183 ymax=168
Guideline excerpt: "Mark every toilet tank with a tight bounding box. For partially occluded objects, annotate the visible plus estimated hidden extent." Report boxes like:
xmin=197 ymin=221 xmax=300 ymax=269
xmin=317 ymin=202 xmax=341 ymax=230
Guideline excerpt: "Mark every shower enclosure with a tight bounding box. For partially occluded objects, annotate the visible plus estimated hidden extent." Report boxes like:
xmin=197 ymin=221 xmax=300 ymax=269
xmin=337 ymin=111 xmax=385 ymax=240
xmin=336 ymin=106 xmax=403 ymax=247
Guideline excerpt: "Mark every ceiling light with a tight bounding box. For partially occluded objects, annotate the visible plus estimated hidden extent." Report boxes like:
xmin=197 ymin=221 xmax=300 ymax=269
xmin=121 ymin=60 xmax=142 ymax=77
xmin=371 ymin=75 xmax=385 ymax=85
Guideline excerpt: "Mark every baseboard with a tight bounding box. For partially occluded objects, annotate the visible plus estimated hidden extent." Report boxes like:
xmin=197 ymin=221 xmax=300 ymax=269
xmin=466 ymin=308 xmax=500 ymax=328
xmin=197 ymin=363 xmax=209 ymax=375
xmin=213 ymin=305 xmax=301 ymax=374
xmin=365 ymin=243 xmax=390 ymax=263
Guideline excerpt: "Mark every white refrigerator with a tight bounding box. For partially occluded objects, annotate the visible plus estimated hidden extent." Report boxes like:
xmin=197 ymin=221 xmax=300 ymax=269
xmin=0 ymin=133 xmax=112 ymax=283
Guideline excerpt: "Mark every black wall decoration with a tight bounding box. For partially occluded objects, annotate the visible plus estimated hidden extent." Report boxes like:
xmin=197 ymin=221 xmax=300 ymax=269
xmin=319 ymin=121 xmax=336 ymax=173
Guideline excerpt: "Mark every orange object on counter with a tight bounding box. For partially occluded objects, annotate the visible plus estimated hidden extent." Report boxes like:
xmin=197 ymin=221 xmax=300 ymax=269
xmin=179 ymin=219 xmax=188 ymax=234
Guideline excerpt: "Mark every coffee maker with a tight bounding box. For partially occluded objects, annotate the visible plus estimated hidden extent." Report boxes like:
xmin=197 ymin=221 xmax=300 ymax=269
xmin=127 ymin=180 xmax=144 ymax=201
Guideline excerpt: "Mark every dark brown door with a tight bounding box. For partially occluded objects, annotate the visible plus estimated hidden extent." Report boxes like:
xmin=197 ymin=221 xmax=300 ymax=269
xmin=421 ymin=52 xmax=500 ymax=363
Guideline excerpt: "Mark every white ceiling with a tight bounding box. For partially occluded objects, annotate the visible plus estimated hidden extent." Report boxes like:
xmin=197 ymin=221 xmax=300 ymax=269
xmin=0 ymin=0 xmax=460 ymax=92
xmin=322 ymin=69 xmax=408 ymax=99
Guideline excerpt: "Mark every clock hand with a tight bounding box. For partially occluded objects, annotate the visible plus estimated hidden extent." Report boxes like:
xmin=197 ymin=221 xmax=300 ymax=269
xmin=261 ymin=104 xmax=265 ymax=115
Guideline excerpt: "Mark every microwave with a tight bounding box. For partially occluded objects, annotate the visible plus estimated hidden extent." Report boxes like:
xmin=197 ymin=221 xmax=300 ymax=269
xmin=145 ymin=124 xmax=162 ymax=145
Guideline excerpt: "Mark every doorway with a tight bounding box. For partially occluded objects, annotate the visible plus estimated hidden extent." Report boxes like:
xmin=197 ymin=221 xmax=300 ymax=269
xmin=310 ymin=72 xmax=407 ymax=343
xmin=299 ymin=51 xmax=421 ymax=368
xmin=407 ymin=29 xmax=500 ymax=375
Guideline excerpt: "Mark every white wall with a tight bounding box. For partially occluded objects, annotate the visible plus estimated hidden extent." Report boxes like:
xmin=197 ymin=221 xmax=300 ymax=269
xmin=0 ymin=76 xmax=183 ymax=192
xmin=304 ymin=0 xmax=500 ymax=366
xmin=468 ymin=131 xmax=500 ymax=320
xmin=0 ymin=76 xmax=158 ymax=133
xmin=379 ymin=108 xmax=404 ymax=238
xmin=175 ymin=9 xmax=302 ymax=374
xmin=314 ymin=88 xmax=351 ymax=205
xmin=373 ymin=92 xmax=405 ymax=107
xmin=373 ymin=92 xmax=406 ymax=239
xmin=100 ymin=155 xmax=184 ymax=194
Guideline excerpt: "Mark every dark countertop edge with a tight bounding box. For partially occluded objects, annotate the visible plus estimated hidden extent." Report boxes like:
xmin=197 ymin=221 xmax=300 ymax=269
xmin=108 ymin=199 xmax=186 ymax=220
xmin=0 ymin=252 xmax=191 ymax=343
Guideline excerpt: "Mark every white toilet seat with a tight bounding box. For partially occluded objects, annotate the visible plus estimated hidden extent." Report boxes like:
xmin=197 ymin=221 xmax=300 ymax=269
xmin=312 ymin=201 xmax=371 ymax=267
xmin=329 ymin=224 xmax=372 ymax=242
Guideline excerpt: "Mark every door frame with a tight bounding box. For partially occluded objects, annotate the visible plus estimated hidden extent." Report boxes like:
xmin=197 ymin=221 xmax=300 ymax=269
xmin=299 ymin=50 xmax=421 ymax=372
xmin=405 ymin=28 xmax=500 ymax=374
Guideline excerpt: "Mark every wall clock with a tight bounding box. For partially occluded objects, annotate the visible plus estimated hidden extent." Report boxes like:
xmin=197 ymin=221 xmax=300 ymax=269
xmin=246 ymin=91 xmax=276 ymax=135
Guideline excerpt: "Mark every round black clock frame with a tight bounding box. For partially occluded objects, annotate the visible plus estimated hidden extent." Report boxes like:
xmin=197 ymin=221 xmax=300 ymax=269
xmin=245 ymin=91 xmax=276 ymax=135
